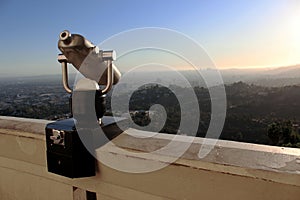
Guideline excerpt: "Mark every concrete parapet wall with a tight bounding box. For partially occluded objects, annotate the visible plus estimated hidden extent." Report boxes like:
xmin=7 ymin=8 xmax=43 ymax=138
xmin=0 ymin=116 xmax=299 ymax=200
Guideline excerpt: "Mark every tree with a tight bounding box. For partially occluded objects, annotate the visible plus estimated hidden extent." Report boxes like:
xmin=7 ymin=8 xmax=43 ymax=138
xmin=267 ymin=120 xmax=300 ymax=147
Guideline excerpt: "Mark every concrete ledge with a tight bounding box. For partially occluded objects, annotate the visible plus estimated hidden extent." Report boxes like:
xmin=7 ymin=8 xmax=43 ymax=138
xmin=104 ymin=129 xmax=300 ymax=185
xmin=0 ymin=116 xmax=51 ymax=136
xmin=0 ymin=116 xmax=300 ymax=200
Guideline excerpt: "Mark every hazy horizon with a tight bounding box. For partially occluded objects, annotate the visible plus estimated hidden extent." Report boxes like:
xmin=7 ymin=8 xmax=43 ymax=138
xmin=1 ymin=63 xmax=300 ymax=78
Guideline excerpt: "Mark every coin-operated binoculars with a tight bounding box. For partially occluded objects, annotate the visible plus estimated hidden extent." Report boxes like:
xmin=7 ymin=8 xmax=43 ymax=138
xmin=45 ymin=30 xmax=123 ymax=178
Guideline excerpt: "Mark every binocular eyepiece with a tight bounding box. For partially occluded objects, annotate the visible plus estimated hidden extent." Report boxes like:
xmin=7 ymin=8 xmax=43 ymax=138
xmin=59 ymin=30 xmax=71 ymax=42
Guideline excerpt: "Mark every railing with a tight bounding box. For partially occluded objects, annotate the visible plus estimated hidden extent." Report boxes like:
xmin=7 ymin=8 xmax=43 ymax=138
xmin=0 ymin=116 xmax=299 ymax=200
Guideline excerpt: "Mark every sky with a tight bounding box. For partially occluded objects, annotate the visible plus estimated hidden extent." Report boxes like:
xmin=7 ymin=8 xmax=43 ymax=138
xmin=0 ymin=0 xmax=300 ymax=76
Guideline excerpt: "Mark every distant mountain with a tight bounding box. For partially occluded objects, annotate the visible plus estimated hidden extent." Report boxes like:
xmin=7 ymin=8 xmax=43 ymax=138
xmin=263 ymin=65 xmax=300 ymax=77
xmin=220 ymin=65 xmax=300 ymax=87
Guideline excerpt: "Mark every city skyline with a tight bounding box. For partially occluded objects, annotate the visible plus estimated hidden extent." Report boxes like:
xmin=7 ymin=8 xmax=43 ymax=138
xmin=0 ymin=0 xmax=300 ymax=76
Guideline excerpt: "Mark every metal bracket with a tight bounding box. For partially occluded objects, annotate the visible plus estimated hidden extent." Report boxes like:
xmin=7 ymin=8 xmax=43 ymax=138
xmin=58 ymin=54 xmax=72 ymax=94
xmin=57 ymin=50 xmax=115 ymax=94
